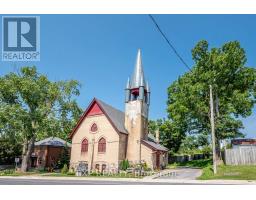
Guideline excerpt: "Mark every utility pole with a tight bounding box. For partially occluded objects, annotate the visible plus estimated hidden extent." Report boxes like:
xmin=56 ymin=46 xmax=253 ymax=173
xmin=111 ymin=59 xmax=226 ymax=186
xmin=209 ymin=85 xmax=217 ymax=174
xmin=149 ymin=14 xmax=218 ymax=173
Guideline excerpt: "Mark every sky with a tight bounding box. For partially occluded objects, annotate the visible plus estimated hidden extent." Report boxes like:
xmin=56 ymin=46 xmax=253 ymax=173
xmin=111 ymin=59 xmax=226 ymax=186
xmin=0 ymin=14 xmax=255 ymax=138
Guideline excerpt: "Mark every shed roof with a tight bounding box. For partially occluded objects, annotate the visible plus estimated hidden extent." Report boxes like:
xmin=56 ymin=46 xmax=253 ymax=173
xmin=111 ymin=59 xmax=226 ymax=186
xmin=35 ymin=137 xmax=71 ymax=147
xmin=142 ymin=140 xmax=168 ymax=152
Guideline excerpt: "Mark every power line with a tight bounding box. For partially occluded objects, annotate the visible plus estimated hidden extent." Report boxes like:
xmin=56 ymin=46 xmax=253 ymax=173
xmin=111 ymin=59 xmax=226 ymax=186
xmin=148 ymin=14 xmax=192 ymax=72
xmin=148 ymin=14 xmax=218 ymax=173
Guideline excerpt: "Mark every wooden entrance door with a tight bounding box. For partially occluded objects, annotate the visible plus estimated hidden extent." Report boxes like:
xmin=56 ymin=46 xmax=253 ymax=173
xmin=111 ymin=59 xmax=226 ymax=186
xmin=156 ymin=152 xmax=160 ymax=169
xmin=31 ymin=157 xmax=37 ymax=168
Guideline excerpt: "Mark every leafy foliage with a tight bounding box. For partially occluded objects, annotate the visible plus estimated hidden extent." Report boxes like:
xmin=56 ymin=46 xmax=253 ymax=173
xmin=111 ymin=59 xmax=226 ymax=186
xmin=120 ymin=159 xmax=130 ymax=171
xmin=61 ymin=164 xmax=69 ymax=174
xmin=56 ymin=145 xmax=70 ymax=169
xmin=167 ymin=40 xmax=256 ymax=145
xmin=148 ymin=119 xmax=185 ymax=154
xmin=0 ymin=66 xmax=82 ymax=171
xmin=148 ymin=119 xmax=162 ymax=134
xmin=168 ymin=158 xmax=212 ymax=169
xmin=148 ymin=41 xmax=256 ymax=156
xmin=178 ymin=134 xmax=210 ymax=154
xmin=0 ymin=136 xmax=22 ymax=165
xmin=0 ymin=169 xmax=15 ymax=175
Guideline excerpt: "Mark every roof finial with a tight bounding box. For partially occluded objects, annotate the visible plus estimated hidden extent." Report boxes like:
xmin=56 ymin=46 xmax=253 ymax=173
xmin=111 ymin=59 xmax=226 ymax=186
xmin=131 ymin=49 xmax=146 ymax=88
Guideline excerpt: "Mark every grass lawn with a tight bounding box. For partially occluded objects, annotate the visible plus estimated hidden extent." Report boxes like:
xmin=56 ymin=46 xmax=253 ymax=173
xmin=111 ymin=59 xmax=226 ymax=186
xmin=168 ymin=158 xmax=256 ymax=180
xmin=0 ymin=168 xmax=50 ymax=176
xmin=199 ymin=165 xmax=256 ymax=180
xmin=0 ymin=171 xmax=41 ymax=176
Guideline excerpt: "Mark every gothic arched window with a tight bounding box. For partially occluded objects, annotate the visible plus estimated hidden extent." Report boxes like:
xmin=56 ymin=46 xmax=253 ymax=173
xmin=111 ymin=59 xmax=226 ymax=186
xmin=81 ymin=138 xmax=88 ymax=152
xmin=90 ymin=123 xmax=98 ymax=133
xmin=98 ymin=138 xmax=106 ymax=153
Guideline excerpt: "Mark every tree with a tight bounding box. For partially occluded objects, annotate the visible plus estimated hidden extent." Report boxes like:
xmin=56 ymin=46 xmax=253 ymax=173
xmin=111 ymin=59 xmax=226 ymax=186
xmin=148 ymin=119 xmax=185 ymax=154
xmin=178 ymin=134 xmax=209 ymax=155
xmin=148 ymin=119 xmax=162 ymax=134
xmin=0 ymin=104 xmax=23 ymax=165
xmin=0 ymin=66 xmax=82 ymax=171
xmin=167 ymin=40 xmax=256 ymax=156
xmin=56 ymin=145 xmax=70 ymax=169
xmin=0 ymin=137 xmax=22 ymax=165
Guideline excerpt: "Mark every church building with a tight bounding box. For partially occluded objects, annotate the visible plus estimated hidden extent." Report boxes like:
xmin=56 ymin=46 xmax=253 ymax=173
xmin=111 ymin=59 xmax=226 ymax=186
xmin=69 ymin=49 xmax=168 ymax=172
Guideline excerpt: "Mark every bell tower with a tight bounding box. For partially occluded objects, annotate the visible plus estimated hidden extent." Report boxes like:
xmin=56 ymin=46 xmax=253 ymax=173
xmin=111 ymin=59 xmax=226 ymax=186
xmin=125 ymin=49 xmax=150 ymax=163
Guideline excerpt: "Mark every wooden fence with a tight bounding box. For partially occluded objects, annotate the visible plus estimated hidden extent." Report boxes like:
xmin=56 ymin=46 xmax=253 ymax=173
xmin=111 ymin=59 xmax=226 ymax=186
xmin=224 ymin=147 xmax=256 ymax=165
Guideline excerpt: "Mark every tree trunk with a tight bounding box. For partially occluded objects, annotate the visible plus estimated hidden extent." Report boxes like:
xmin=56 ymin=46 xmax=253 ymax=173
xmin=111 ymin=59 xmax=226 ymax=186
xmin=21 ymin=119 xmax=37 ymax=172
xmin=21 ymin=136 xmax=35 ymax=172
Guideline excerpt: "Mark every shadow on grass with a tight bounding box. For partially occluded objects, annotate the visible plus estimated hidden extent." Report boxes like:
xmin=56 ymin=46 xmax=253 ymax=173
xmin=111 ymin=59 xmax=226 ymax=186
xmin=169 ymin=159 xmax=212 ymax=169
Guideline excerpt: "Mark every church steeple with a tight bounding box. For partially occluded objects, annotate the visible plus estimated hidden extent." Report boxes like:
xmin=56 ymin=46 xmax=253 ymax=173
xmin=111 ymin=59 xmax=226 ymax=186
xmin=130 ymin=49 xmax=146 ymax=89
xmin=125 ymin=49 xmax=150 ymax=163
xmin=125 ymin=49 xmax=150 ymax=104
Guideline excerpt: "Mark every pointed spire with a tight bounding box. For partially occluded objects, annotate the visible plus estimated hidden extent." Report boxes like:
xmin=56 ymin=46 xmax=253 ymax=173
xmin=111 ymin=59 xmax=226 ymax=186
xmin=131 ymin=49 xmax=146 ymax=88
xmin=140 ymin=76 xmax=144 ymax=87
xmin=126 ymin=77 xmax=130 ymax=89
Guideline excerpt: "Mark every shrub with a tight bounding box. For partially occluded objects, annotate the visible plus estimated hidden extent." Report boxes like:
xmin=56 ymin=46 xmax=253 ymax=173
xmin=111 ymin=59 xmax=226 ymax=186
xmin=67 ymin=172 xmax=75 ymax=176
xmin=125 ymin=160 xmax=130 ymax=169
xmin=61 ymin=164 xmax=69 ymax=174
xmin=120 ymin=159 xmax=130 ymax=171
xmin=120 ymin=160 xmax=125 ymax=170
xmin=198 ymin=166 xmax=214 ymax=180
xmin=0 ymin=169 xmax=15 ymax=175
xmin=37 ymin=168 xmax=47 ymax=173
xmin=142 ymin=162 xmax=148 ymax=171
xmin=145 ymin=168 xmax=152 ymax=172
xmin=90 ymin=172 xmax=98 ymax=176
xmin=56 ymin=145 xmax=70 ymax=169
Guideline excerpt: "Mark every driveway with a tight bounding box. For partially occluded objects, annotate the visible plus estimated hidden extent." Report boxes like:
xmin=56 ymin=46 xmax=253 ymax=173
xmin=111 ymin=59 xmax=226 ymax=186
xmin=156 ymin=168 xmax=202 ymax=180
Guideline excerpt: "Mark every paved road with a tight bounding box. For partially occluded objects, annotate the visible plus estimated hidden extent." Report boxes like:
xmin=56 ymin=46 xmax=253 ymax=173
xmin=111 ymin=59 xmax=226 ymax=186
xmin=157 ymin=168 xmax=202 ymax=180
xmin=0 ymin=178 xmax=209 ymax=185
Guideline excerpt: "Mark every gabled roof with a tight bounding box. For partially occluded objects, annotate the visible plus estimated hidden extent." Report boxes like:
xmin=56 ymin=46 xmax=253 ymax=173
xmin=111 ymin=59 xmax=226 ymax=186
xmin=69 ymin=98 xmax=128 ymax=139
xmin=142 ymin=140 xmax=168 ymax=152
xmin=35 ymin=137 xmax=71 ymax=147
xmin=96 ymin=99 xmax=127 ymax=134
